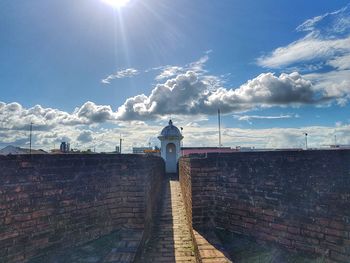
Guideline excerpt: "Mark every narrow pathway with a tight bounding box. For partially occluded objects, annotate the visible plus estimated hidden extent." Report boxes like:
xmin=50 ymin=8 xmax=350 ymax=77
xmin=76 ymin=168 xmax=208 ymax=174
xmin=137 ymin=177 xmax=196 ymax=263
xmin=193 ymin=230 xmax=232 ymax=263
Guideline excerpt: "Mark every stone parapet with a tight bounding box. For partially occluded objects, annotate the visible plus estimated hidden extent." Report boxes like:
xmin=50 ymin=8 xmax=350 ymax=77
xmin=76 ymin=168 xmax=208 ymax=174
xmin=179 ymin=150 xmax=350 ymax=262
xmin=0 ymin=154 xmax=164 ymax=262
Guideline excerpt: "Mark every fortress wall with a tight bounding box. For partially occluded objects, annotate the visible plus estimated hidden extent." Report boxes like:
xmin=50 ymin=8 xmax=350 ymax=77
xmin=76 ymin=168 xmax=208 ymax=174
xmin=0 ymin=154 xmax=164 ymax=262
xmin=179 ymin=150 xmax=350 ymax=262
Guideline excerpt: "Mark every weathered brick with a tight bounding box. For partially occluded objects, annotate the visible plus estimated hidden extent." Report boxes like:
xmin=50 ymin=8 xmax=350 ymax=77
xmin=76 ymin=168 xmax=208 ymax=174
xmin=288 ymin=226 xmax=300 ymax=234
xmin=0 ymin=154 xmax=165 ymax=262
xmin=325 ymin=227 xmax=347 ymax=238
xmin=0 ymin=231 xmax=19 ymax=241
xmin=179 ymin=150 xmax=350 ymax=262
xmin=330 ymin=250 xmax=349 ymax=262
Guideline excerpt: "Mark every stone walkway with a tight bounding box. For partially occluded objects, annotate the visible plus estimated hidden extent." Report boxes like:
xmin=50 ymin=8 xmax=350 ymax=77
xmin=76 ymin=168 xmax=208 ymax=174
xmin=193 ymin=230 xmax=232 ymax=263
xmin=30 ymin=177 xmax=232 ymax=263
xmin=28 ymin=229 xmax=143 ymax=263
xmin=136 ymin=177 xmax=196 ymax=263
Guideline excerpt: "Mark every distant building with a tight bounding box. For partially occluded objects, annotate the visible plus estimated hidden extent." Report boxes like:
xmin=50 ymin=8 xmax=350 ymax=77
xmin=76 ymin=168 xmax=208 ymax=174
xmin=329 ymin=144 xmax=350 ymax=149
xmin=143 ymin=149 xmax=161 ymax=157
xmin=60 ymin=142 xmax=70 ymax=153
xmin=132 ymin=147 xmax=152 ymax=154
xmin=132 ymin=146 xmax=161 ymax=156
xmin=50 ymin=149 xmax=63 ymax=154
xmin=115 ymin=146 xmax=120 ymax=154
xmin=0 ymin=145 xmax=47 ymax=155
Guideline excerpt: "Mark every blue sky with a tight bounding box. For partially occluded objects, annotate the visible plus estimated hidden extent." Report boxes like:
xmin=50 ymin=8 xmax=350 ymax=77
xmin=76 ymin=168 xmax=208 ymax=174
xmin=1 ymin=0 xmax=350 ymax=151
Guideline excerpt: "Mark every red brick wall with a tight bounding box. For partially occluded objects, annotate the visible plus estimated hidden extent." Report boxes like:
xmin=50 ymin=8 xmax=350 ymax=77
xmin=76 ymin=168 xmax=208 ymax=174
xmin=179 ymin=158 xmax=201 ymax=262
xmin=0 ymin=154 xmax=164 ymax=262
xmin=179 ymin=150 xmax=350 ymax=262
xmin=179 ymin=158 xmax=192 ymax=230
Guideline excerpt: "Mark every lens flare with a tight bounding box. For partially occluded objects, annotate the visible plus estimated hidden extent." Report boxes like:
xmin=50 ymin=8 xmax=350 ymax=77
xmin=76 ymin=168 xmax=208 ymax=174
xmin=102 ymin=0 xmax=131 ymax=8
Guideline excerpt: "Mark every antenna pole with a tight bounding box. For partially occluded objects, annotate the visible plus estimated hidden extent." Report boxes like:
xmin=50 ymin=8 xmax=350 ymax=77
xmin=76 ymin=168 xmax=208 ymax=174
xmin=29 ymin=122 xmax=33 ymax=154
xmin=119 ymin=134 xmax=122 ymax=154
xmin=180 ymin=127 xmax=184 ymax=156
xmin=218 ymin=109 xmax=222 ymax=148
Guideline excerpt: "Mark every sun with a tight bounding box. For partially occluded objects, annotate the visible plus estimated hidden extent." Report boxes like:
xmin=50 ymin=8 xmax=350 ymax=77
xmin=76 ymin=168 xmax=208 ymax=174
xmin=101 ymin=0 xmax=131 ymax=8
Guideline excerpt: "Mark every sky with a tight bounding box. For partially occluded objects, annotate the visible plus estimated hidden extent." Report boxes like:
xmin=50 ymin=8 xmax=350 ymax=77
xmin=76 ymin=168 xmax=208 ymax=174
xmin=1 ymin=0 xmax=350 ymax=152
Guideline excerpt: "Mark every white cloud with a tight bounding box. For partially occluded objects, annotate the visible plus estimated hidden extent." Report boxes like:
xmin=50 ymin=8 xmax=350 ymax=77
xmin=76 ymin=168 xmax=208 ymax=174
xmin=74 ymin=101 xmax=116 ymax=123
xmin=233 ymin=114 xmax=298 ymax=124
xmin=296 ymin=15 xmax=326 ymax=32
xmin=101 ymin=68 xmax=139 ymax=84
xmin=116 ymin=71 xmax=328 ymax=121
xmin=77 ymin=130 xmax=93 ymax=143
xmin=327 ymin=53 xmax=350 ymax=70
xmin=257 ymin=4 xmax=350 ymax=69
xmin=188 ymin=55 xmax=209 ymax=73
xmin=296 ymin=5 xmax=348 ymax=33
xmin=305 ymin=69 xmax=350 ymax=105
xmin=155 ymin=66 xmax=183 ymax=81
xmin=2 ymin=107 xmax=350 ymax=153
xmin=0 ymin=101 xmax=118 ymax=133
xmin=255 ymin=4 xmax=350 ymax=107
xmin=154 ymin=54 xmax=209 ymax=81
xmin=257 ymin=36 xmax=350 ymax=68
xmin=101 ymin=53 xmax=212 ymax=84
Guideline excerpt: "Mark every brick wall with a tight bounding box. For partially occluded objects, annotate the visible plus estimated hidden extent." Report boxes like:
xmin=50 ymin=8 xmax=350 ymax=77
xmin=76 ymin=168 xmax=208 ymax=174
xmin=179 ymin=158 xmax=192 ymax=230
xmin=179 ymin=157 xmax=202 ymax=262
xmin=179 ymin=150 xmax=350 ymax=262
xmin=0 ymin=154 xmax=164 ymax=262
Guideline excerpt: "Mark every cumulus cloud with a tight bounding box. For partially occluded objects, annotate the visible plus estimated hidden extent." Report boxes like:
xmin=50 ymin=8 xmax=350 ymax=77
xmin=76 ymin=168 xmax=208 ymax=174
xmin=0 ymin=101 xmax=117 ymax=132
xmin=74 ymin=101 xmax=116 ymax=123
xmin=4 ymin=5 xmax=350 ymax=151
xmin=77 ymin=130 xmax=93 ymax=143
xmin=101 ymin=68 xmax=139 ymax=84
xmin=2 ymin=110 xmax=350 ymax=153
xmin=256 ymin=4 xmax=350 ymax=107
xmin=116 ymin=71 xmax=327 ymax=120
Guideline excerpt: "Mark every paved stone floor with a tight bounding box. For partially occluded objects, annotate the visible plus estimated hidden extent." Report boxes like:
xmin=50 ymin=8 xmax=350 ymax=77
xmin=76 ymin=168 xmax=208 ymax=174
xmin=29 ymin=177 xmax=234 ymax=263
xmin=193 ymin=230 xmax=232 ymax=263
xmin=28 ymin=229 xmax=143 ymax=263
xmin=136 ymin=177 xmax=197 ymax=263
xmin=216 ymin=230 xmax=326 ymax=263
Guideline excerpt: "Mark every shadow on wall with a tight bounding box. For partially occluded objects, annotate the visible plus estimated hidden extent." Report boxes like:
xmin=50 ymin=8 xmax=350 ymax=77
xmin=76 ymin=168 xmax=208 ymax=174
xmin=135 ymin=177 xmax=176 ymax=262
xmin=0 ymin=154 xmax=165 ymax=263
xmin=180 ymin=150 xmax=350 ymax=263
xmin=193 ymin=228 xmax=233 ymax=262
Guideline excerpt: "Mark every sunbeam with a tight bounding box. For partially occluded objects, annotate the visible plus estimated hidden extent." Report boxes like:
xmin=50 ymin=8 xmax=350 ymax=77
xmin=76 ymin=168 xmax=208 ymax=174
xmin=101 ymin=0 xmax=131 ymax=8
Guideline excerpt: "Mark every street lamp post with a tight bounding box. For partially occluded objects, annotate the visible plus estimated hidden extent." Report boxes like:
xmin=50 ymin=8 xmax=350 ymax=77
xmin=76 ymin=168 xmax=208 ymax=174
xmin=304 ymin=133 xmax=308 ymax=150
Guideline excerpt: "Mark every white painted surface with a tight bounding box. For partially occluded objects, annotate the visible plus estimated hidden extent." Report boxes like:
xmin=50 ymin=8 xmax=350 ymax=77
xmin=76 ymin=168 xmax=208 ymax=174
xmin=158 ymin=120 xmax=183 ymax=174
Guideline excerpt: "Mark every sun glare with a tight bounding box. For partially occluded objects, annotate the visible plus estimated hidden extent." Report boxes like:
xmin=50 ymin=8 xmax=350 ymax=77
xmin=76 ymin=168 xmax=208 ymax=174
xmin=102 ymin=0 xmax=131 ymax=8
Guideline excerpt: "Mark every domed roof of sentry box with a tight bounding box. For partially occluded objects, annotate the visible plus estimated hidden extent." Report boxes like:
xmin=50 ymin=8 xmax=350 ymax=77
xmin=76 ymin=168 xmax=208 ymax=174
xmin=158 ymin=120 xmax=183 ymax=140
